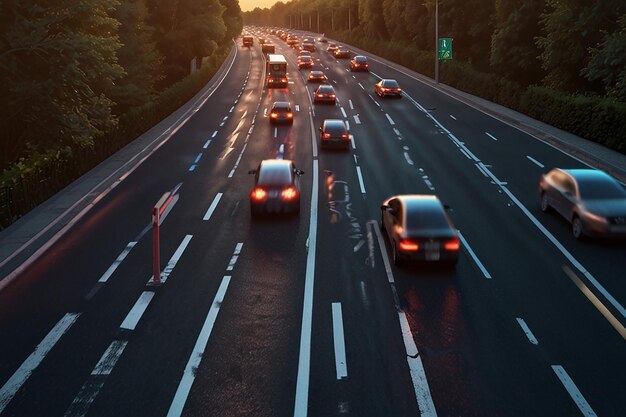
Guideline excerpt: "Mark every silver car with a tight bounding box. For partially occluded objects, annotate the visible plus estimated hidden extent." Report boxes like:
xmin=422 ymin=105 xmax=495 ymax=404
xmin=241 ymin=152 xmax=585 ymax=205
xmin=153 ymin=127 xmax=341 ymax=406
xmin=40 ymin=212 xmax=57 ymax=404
xmin=539 ymin=168 xmax=626 ymax=239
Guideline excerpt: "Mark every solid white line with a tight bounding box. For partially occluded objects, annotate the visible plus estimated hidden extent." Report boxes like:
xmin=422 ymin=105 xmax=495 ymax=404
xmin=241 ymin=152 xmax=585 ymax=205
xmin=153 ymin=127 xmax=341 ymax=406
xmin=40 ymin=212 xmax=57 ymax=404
xmin=293 ymin=160 xmax=319 ymax=417
xmin=355 ymin=166 xmax=366 ymax=194
xmin=99 ymin=242 xmax=137 ymax=283
xmin=458 ymin=231 xmax=492 ymax=279
xmin=340 ymin=107 xmax=347 ymax=118
xmin=449 ymin=115 xmax=456 ymax=120
xmin=92 ymin=340 xmax=128 ymax=376
xmin=527 ymin=155 xmax=545 ymax=168
xmin=551 ymin=365 xmax=597 ymax=417
xmin=166 ymin=276 xmax=231 ymax=417
xmin=212 ymin=131 xmax=218 ymax=138
xmin=474 ymin=163 xmax=489 ymax=177
xmin=309 ymin=112 xmax=318 ymax=158
xmin=515 ymin=318 xmax=539 ymax=345
xmin=349 ymin=100 xmax=354 ymax=110
xmin=150 ymin=234 xmax=193 ymax=284
xmin=120 ymin=291 xmax=155 ymax=330
xmin=331 ymin=303 xmax=348 ymax=379
xmin=459 ymin=148 xmax=472 ymax=160
xmin=345 ymin=121 xmax=350 ymax=130
xmin=0 ymin=313 xmax=80 ymax=413
xmin=203 ymin=193 xmax=223 ymax=221
xmin=203 ymin=139 xmax=212 ymax=149
xmin=353 ymin=115 xmax=361 ymax=124
xmin=485 ymin=132 xmax=498 ymax=141
xmin=350 ymin=135 xmax=356 ymax=150
xmin=385 ymin=113 xmax=395 ymax=125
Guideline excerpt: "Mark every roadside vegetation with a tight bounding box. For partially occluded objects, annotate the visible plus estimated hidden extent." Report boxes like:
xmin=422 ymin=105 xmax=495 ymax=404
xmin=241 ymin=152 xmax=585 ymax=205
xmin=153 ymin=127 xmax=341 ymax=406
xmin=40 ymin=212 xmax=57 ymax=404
xmin=244 ymin=0 xmax=626 ymax=154
xmin=0 ymin=0 xmax=243 ymax=229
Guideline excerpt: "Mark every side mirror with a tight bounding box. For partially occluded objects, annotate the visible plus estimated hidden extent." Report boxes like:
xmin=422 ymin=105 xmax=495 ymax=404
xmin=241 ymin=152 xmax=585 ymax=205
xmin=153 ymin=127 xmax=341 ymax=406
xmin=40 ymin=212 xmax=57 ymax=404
xmin=318 ymin=126 xmax=322 ymax=131
xmin=296 ymin=170 xmax=304 ymax=176
xmin=380 ymin=204 xmax=388 ymax=210
xmin=248 ymin=169 xmax=257 ymax=175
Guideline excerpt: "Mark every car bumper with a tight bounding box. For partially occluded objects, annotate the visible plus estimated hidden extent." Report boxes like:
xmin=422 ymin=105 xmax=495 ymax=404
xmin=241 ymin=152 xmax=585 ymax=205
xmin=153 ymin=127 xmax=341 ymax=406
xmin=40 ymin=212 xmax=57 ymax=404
xmin=398 ymin=249 xmax=459 ymax=263
xmin=582 ymin=219 xmax=626 ymax=238
xmin=321 ymin=138 xmax=350 ymax=149
xmin=251 ymin=198 xmax=300 ymax=214
xmin=314 ymin=97 xmax=335 ymax=103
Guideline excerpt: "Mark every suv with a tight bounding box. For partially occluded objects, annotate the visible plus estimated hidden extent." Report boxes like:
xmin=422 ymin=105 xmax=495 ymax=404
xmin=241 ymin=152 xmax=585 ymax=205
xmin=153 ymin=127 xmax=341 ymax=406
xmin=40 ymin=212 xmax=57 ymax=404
xmin=243 ymin=36 xmax=253 ymax=47
xmin=269 ymin=102 xmax=293 ymax=124
xmin=319 ymin=119 xmax=350 ymax=150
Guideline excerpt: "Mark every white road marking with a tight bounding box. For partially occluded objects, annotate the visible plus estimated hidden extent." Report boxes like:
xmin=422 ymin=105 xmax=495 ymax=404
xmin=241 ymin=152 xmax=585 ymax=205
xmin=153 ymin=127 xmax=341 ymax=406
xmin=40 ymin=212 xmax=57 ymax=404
xmin=404 ymin=152 xmax=414 ymax=165
xmin=515 ymin=318 xmax=539 ymax=345
xmin=355 ymin=166 xmax=366 ymax=194
xmin=309 ymin=112 xmax=318 ymax=158
xmin=459 ymin=148 xmax=472 ymax=160
xmin=348 ymin=99 xmax=354 ymax=110
xmin=203 ymin=193 xmax=223 ymax=221
xmin=0 ymin=313 xmax=80 ymax=413
xmin=234 ymin=242 xmax=243 ymax=255
xmin=295 ymin=104 xmax=300 ymax=112
xmin=293 ymin=160 xmax=319 ymax=417
xmin=274 ymin=127 xmax=278 ymax=138
xmin=353 ymin=114 xmax=361 ymax=124
xmin=449 ymin=115 xmax=456 ymax=120
xmin=475 ymin=163 xmax=489 ymax=177
xmin=188 ymin=165 xmax=197 ymax=172
xmin=458 ymin=231 xmax=492 ymax=279
xmin=229 ymin=106 xmax=234 ymax=113
xmin=332 ymin=80 xmax=337 ymax=84
xmin=564 ymin=265 xmax=626 ymax=341
xmin=393 ymin=128 xmax=401 ymax=136
xmin=219 ymin=121 xmax=224 ymax=126
xmin=340 ymin=107 xmax=347 ymax=118
xmin=64 ymin=340 xmax=128 ymax=417
xmin=485 ymin=132 xmax=498 ymax=141
xmin=228 ymin=143 xmax=248 ymax=178
xmin=385 ymin=114 xmax=395 ymax=125
xmin=167 ymin=276 xmax=231 ymax=417
xmin=212 ymin=131 xmax=218 ymax=138
xmin=194 ymin=153 xmax=203 ymax=164
xmin=99 ymin=242 xmax=137 ymax=283
xmin=331 ymin=303 xmax=348 ymax=380
xmin=349 ymin=134 xmax=356 ymax=150
xmin=203 ymin=139 xmax=212 ymax=149
xmin=149 ymin=234 xmax=193 ymax=284
xmin=527 ymin=155 xmax=545 ymax=168
xmin=223 ymin=116 xmax=228 ymax=121
xmin=551 ymin=365 xmax=597 ymax=417
xmin=345 ymin=121 xmax=350 ymax=130
xmin=358 ymin=83 xmax=364 ymax=90
xmin=353 ymin=240 xmax=365 ymax=252
xmin=120 ymin=291 xmax=155 ymax=330
xmin=368 ymin=220 xmax=437 ymax=416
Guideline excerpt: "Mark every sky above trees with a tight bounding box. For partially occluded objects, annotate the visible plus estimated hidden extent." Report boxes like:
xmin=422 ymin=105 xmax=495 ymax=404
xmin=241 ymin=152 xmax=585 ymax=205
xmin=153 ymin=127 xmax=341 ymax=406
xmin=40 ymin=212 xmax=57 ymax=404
xmin=239 ymin=0 xmax=279 ymax=12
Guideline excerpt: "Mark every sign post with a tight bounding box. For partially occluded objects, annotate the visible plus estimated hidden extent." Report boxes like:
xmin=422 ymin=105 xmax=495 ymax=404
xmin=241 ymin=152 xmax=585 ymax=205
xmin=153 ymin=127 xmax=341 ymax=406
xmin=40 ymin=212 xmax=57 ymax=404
xmin=150 ymin=183 xmax=182 ymax=286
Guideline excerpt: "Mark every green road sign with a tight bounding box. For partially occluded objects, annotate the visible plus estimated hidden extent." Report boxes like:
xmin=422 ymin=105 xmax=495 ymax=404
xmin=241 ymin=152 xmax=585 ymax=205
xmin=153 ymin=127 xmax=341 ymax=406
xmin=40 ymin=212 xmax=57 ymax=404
xmin=439 ymin=38 xmax=452 ymax=61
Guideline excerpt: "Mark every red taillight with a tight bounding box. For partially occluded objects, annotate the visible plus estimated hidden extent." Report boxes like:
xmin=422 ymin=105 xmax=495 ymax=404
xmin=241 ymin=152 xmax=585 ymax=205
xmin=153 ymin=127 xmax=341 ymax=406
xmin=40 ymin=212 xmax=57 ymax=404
xmin=399 ymin=240 xmax=419 ymax=251
xmin=317 ymin=94 xmax=324 ymax=97
xmin=323 ymin=133 xmax=331 ymax=138
xmin=268 ymin=77 xmax=274 ymax=82
xmin=282 ymin=187 xmax=298 ymax=200
xmin=251 ymin=188 xmax=267 ymax=201
xmin=287 ymin=112 xmax=293 ymax=118
xmin=281 ymin=78 xmax=287 ymax=82
xmin=444 ymin=238 xmax=460 ymax=251
xmin=341 ymin=134 xmax=349 ymax=139
xmin=270 ymin=112 xmax=278 ymax=118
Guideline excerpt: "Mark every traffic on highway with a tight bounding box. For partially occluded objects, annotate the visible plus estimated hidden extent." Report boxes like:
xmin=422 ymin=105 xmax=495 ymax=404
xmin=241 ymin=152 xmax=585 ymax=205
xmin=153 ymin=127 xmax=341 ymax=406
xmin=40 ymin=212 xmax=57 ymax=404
xmin=1 ymin=25 xmax=625 ymax=417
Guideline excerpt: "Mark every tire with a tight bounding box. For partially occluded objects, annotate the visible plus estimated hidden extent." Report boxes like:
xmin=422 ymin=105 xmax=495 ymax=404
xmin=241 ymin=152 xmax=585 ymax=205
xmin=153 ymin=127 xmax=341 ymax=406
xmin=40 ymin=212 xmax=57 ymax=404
xmin=572 ymin=216 xmax=584 ymax=240
xmin=540 ymin=192 xmax=551 ymax=212
xmin=392 ymin=242 xmax=404 ymax=267
xmin=380 ymin=212 xmax=386 ymax=231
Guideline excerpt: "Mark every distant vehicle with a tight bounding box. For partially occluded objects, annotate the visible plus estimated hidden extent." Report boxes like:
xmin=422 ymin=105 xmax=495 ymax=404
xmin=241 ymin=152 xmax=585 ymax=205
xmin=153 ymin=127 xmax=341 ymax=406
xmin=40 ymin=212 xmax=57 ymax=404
xmin=287 ymin=36 xmax=299 ymax=46
xmin=262 ymin=43 xmax=275 ymax=54
xmin=327 ymin=43 xmax=338 ymax=54
xmin=334 ymin=47 xmax=350 ymax=59
xmin=316 ymin=36 xmax=328 ymax=43
xmin=375 ymin=79 xmax=402 ymax=98
xmin=319 ymin=119 xmax=350 ymax=150
xmin=307 ymin=70 xmax=328 ymax=83
xmin=350 ymin=55 xmax=369 ymax=71
xmin=297 ymin=49 xmax=311 ymax=58
xmin=269 ymin=102 xmax=293 ymax=124
xmin=302 ymin=37 xmax=315 ymax=44
xmin=539 ymin=168 xmax=626 ymax=239
xmin=381 ymin=195 xmax=460 ymax=266
xmin=266 ymin=54 xmax=288 ymax=88
xmin=249 ymin=159 xmax=303 ymax=216
xmin=258 ymin=37 xmax=267 ymax=44
xmin=243 ymin=35 xmax=253 ymax=47
xmin=302 ymin=43 xmax=316 ymax=52
xmin=298 ymin=55 xmax=314 ymax=69
xmin=313 ymin=85 xmax=336 ymax=105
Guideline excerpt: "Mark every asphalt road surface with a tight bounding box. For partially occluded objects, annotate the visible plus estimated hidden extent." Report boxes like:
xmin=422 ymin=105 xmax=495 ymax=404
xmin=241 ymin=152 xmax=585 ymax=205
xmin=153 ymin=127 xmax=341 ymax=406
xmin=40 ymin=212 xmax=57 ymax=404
xmin=1 ymin=29 xmax=625 ymax=417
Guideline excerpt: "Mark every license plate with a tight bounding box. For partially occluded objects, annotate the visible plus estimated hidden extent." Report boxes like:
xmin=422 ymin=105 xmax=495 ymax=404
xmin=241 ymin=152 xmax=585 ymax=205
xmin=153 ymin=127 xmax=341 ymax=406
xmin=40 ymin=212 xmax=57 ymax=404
xmin=425 ymin=250 xmax=440 ymax=261
xmin=269 ymin=190 xmax=279 ymax=198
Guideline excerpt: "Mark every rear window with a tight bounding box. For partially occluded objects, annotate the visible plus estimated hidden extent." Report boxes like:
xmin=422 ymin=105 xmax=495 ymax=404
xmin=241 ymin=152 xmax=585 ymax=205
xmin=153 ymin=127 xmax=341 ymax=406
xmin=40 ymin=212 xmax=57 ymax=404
xmin=319 ymin=86 xmax=334 ymax=93
xmin=272 ymin=103 xmax=289 ymax=110
xmin=577 ymin=177 xmax=626 ymax=200
xmin=258 ymin=166 xmax=292 ymax=186
xmin=300 ymin=56 xmax=311 ymax=62
xmin=405 ymin=203 xmax=449 ymax=230
xmin=324 ymin=121 xmax=346 ymax=134
xmin=355 ymin=56 xmax=367 ymax=63
xmin=383 ymin=80 xmax=399 ymax=88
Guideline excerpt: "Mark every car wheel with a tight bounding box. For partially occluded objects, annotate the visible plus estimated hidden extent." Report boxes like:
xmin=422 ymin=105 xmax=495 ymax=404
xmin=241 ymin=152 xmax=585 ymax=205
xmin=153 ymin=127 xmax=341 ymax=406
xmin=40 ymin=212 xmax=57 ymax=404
xmin=540 ymin=192 xmax=551 ymax=212
xmin=572 ymin=216 xmax=584 ymax=239
xmin=392 ymin=242 xmax=403 ymax=266
xmin=380 ymin=212 xmax=386 ymax=231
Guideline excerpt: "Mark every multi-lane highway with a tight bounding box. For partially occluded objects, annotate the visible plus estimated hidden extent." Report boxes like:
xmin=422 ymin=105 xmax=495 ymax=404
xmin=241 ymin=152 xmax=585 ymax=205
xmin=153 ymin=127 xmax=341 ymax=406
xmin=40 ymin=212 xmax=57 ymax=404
xmin=1 ymin=27 xmax=625 ymax=417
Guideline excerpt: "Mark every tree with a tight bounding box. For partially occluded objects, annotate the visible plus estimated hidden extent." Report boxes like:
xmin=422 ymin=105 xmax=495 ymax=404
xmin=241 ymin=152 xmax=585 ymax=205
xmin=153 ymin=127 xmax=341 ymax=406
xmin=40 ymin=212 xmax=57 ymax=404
xmin=0 ymin=0 xmax=123 ymax=168
xmin=358 ymin=0 xmax=389 ymax=39
xmin=491 ymin=0 xmax=544 ymax=84
xmin=220 ymin=0 xmax=244 ymax=41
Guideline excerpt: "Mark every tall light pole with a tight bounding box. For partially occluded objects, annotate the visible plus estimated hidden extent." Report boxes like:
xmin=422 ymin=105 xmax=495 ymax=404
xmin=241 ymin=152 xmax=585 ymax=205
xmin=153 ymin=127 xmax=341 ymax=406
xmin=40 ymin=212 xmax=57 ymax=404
xmin=317 ymin=10 xmax=320 ymax=34
xmin=332 ymin=9 xmax=335 ymax=32
xmin=435 ymin=0 xmax=439 ymax=84
xmin=348 ymin=0 xmax=351 ymax=31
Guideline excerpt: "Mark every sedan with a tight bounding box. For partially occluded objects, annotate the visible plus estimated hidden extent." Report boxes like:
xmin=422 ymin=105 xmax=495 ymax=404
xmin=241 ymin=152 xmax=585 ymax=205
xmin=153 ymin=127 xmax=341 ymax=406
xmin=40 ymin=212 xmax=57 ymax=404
xmin=375 ymin=79 xmax=402 ymax=97
xmin=381 ymin=195 xmax=460 ymax=266
xmin=298 ymin=55 xmax=314 ymax=69
xmin=269 ymin=101 xmax=293 ymax=125
xmin=307 ymin=70 xmax=328 ymax=83
xmin=302 ymin=42 xmax=316 ymax=52
xmin=327 ymin=43 xmax=338 ymax=54
xmin=313 ymin=85 xmax=336 ymax=105
xmin=334 ymin=47 xmax=350 ymax=59
xmin=319 ymin=119 xmax=350 ymax=150
xmin=539 ymin=168 xmax=626 ymax=239
xmin=249 ymin=159 xmax=304 ymax=216
xmin=350 ymin=55 xmax=369 ymax=71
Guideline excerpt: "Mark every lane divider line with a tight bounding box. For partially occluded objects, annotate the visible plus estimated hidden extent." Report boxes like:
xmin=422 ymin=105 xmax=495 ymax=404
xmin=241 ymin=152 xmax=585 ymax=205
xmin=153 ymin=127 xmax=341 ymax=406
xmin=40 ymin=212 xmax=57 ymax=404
xmin=0 ymin=313 xmax=80 ymax=413
xmin=485 ymin=132 xmax=498 ymax=141
xmin=226 ymin=242 xmax=243 ymax=271
xmin=166 ymin=276 xmax=231 ymax=417
xmin=515 ymin=318 xmax=539 ymax=345
xmin=527 ymin=155 xmax=545 ymax=168
xmin=331 ymin=303 xmax=348 ymax=380
xmin=148 ymin=234 xmax=193 ymax=285
xmin=120 ymin=291 xmax=155 ymax=331
xmin=212 ymin=131 xmax=218 ymax=138
xmin=340 ymin=107 xmax=347 ymax=118
xmin=203 ymin=193 xmax=223 ymax=221
xmin=353 ymin=114 xmax=361 ymax=124
xmin=449 ymin=115 xmax=457 ymax=120
xmin=458 ymin=231 xmax=492 ymax=279
xmin=551 ymin=365 xmax=597 ymax=417
xmin=99 ymin=242 xmax=137 ymax=283
xmin=203 ymin=139 xmax=212 ymax=149
xmin=355 ymin=166 xmax=366 ymax=194
xmin=385 ymin=113 xmax=395 ymax=125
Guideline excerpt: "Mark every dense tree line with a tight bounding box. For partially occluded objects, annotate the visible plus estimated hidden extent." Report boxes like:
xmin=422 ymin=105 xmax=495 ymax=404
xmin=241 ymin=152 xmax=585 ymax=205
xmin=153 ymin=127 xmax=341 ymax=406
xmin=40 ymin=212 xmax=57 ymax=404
xmin=244 ymin=0 xmax=626 ymax=100
xmin=0 ymin=0 xmax=242 ymax=170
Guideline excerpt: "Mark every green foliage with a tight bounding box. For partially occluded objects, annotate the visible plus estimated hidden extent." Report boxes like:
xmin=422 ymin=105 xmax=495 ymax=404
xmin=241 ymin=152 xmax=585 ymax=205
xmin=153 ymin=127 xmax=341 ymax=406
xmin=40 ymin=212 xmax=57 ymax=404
xmin=220 ymin=0 xmax=244 ymax=41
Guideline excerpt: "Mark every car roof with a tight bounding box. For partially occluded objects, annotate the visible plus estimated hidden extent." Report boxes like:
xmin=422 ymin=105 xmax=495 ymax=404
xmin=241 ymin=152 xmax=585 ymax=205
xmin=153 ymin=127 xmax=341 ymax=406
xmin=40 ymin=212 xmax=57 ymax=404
xmin=559 ymin=169 xmax=614 ymax=182
xmin=310 ymin=70 xmax=323 ymax=75
xmin=318 ymin=85 xmax=334 ymax=91
xmin=258 ymin=159 xmax=293 ymax=186
xmin=381 ymin=79 xmax=398 ymax=84
xmin=389 ymin=195 xmax=453 ymax=231
xmin=300 ymin=55 xmax=312 ymax=60
xmin=323 ymin=119 xmax=346 ymax=128
xmin=354 ymin=55 xmax=367 ymax=60
xmin=272 ymin=101 xmax=290 ymax=109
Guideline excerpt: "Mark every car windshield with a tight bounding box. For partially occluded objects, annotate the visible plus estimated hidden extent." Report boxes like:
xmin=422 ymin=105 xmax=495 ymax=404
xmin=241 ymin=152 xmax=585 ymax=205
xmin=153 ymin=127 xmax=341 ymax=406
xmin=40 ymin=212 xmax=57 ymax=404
xmin=404 ymin=203 xmax=450 ymax=231
xmin=258 ymin=166 xmax=292 ymax=186
xmin=577 ymin=177 xmax=626 ymax=200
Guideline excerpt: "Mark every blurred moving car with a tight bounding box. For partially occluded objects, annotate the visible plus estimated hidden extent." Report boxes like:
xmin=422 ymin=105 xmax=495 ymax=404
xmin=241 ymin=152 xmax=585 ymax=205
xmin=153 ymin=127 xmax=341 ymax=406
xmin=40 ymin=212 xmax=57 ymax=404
xmin=319 ymin=119 xmax=350 ymax=150
xmin=261 ymin=43 xmax=275 ymax=53
xmin=269 ymin=102 xmax=293 ymax=125
xmin=327 ymin=43 xmax=338 ymax=54
xmin=334 ymin=47 xmax=350 ymax=59
xmin=316 ymin=36 xmax=328 ymax=43
xmin=307 ymin=70 xmax=328 ymax=83
xmin=539 ymin=168 xmax=626 ymax=239
xmin=350 ymin=55 xmax=369 ymax=71
xmin=313 ymin=85 xmax=336 ymax=105
xmin=298 ymin=55 xmax=314 ymax=69
xmin=249 ymin=160 xmax=303 ymax=216
xmin=375 ymin=79 xmax=402 ymax=98
xmin=258 ymin=37 xmax=267 ymax=44
xmin=302 ymin=42 xmax=316 ymax=52
xmin=381 ymin=195 xmax=460 ymax=266
xmin=243 ymin=36 xmax=253 ymax=47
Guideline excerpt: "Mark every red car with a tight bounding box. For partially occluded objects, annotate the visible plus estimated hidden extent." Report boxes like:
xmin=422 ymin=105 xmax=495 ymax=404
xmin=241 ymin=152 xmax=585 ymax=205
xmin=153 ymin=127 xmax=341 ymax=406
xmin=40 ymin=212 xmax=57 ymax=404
xmin=350 ymin=55 xmax=369 ymax=72
xmin=298 ymin=55 xmax=314 ymax=69
xmin=375 ymin=79 xmax=402 ymax=98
